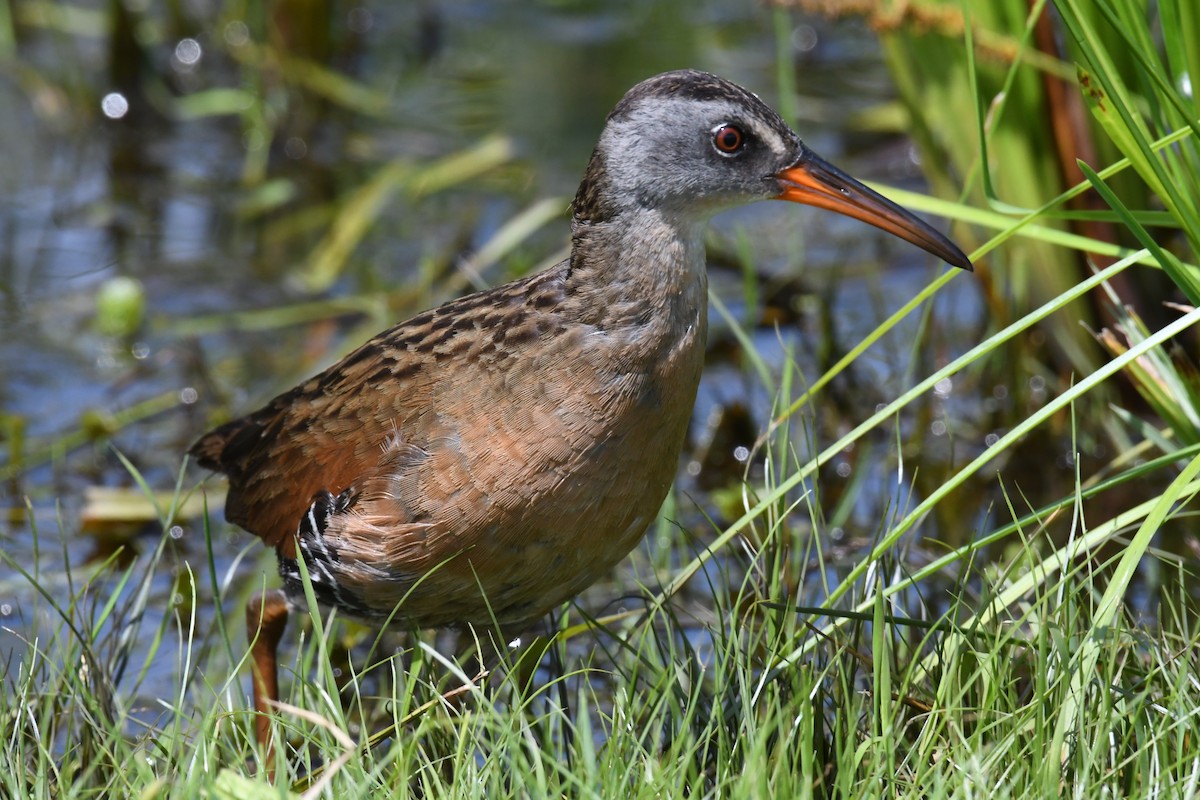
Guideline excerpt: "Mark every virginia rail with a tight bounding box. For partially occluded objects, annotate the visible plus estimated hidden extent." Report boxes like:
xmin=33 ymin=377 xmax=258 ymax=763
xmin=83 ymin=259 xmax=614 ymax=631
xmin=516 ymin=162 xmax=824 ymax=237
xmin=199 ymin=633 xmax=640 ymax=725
xmin=191 ymin=69 xmax=971 ymax=757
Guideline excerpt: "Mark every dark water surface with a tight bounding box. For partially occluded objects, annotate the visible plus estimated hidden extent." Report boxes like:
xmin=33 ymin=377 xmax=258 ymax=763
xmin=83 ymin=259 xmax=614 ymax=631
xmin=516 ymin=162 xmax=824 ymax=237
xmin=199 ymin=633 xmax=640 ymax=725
xmin=0 ymin=1 xmax=986 ymax=707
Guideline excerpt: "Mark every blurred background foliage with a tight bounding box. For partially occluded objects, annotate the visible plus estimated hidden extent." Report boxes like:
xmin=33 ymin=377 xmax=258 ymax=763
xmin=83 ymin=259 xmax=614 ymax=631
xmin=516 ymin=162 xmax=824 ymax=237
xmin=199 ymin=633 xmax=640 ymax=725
xmin=0 ymin=0 xmax=1197 ymax=761
xmin=2 ymin=1 xmax=1199 ymax=795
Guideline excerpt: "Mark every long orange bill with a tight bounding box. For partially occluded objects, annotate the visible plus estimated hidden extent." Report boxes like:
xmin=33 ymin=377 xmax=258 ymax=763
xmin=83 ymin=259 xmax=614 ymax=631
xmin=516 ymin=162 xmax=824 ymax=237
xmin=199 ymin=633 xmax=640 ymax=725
xmin=776 ymin=152 xmax=972 ymax=271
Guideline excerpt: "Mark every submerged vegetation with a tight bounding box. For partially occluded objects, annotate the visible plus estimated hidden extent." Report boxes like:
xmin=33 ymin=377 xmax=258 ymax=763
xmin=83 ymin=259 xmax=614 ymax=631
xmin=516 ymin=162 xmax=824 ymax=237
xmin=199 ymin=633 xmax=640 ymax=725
xmin=1 ymin=0 xmax=1198 ymax=796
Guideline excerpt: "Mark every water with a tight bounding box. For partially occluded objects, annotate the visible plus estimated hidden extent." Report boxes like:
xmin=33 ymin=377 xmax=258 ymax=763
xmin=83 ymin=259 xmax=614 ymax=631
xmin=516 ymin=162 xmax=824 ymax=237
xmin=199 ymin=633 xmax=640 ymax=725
xmin=0 ymin=1 xmax=987 ymax=708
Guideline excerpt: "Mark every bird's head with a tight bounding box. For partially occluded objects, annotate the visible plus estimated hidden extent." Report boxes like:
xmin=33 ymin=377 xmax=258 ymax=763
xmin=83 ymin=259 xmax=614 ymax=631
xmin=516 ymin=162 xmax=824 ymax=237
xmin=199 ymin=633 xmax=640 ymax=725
xmin=573 ymin=69 xmax=971 ymax=271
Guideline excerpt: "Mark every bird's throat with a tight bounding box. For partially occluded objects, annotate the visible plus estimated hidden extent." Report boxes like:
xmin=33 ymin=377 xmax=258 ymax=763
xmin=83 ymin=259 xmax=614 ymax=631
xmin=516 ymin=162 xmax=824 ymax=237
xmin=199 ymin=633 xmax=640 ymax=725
xmin=566 ymin=208 xmax=709 ymax=352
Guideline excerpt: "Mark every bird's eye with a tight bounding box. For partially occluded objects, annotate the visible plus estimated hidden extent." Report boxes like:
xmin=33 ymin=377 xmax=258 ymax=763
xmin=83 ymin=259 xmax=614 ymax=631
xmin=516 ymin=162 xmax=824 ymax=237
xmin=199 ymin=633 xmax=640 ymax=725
xmin=712 ymin=124 xmax=746 ymax=155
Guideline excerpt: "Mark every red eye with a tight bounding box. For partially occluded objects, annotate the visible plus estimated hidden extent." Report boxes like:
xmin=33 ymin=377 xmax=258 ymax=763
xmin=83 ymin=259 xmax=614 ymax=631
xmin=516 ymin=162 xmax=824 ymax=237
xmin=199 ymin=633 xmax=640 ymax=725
xmin=712 ymin=124 xmax=745 ymax=154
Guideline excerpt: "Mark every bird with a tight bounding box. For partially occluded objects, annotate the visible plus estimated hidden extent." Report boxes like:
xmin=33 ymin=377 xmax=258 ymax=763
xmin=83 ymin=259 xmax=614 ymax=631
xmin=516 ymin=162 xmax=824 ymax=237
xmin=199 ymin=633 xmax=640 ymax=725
xmin=189 ymin=69 xmax=971 ymax=760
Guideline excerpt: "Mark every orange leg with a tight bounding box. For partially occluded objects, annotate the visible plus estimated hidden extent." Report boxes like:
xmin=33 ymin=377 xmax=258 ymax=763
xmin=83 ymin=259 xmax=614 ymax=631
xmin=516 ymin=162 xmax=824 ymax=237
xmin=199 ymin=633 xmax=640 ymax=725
xmin=246 ymin=588 xmax=289 ymax=774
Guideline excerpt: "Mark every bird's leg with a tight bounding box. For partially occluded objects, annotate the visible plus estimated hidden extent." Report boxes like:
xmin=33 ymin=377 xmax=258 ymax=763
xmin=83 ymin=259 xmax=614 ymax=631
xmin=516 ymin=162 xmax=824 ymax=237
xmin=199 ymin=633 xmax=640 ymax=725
xmin=246 ymin=588 xmax=289 ymax=773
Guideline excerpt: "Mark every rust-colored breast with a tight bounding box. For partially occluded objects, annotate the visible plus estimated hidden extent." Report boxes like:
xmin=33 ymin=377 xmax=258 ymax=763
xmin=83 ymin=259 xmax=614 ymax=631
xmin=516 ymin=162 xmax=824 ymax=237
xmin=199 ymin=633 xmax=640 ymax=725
xmin=192 ymin=245 xmax=707 ymax=629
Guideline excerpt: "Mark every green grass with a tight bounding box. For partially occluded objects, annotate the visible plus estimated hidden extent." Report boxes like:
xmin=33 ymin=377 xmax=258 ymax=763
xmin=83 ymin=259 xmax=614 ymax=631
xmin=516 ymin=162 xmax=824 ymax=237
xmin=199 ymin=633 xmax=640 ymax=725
xmin=4 ymin=0 xmax=1200 ymax=796
xmin=3 ymin=429 xmax=1198 ymax=797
